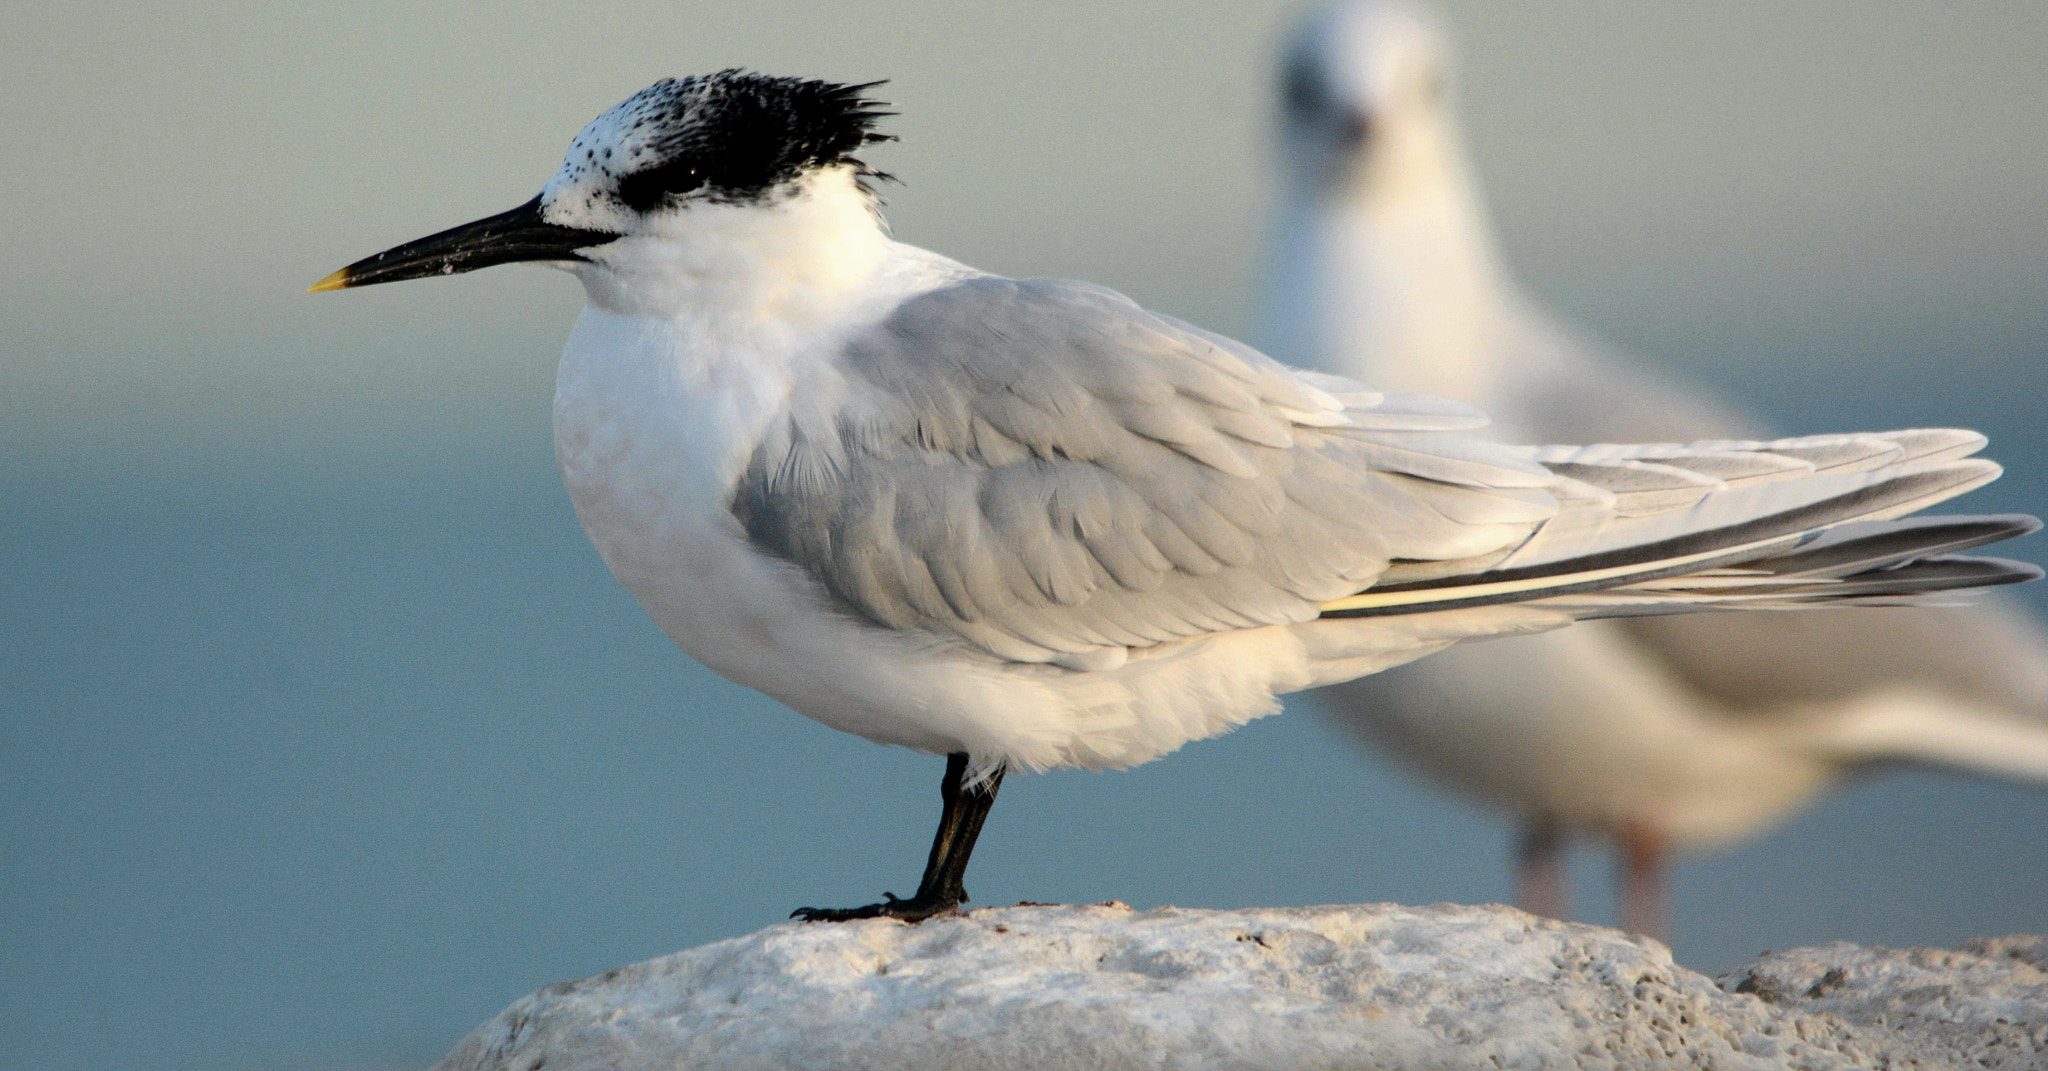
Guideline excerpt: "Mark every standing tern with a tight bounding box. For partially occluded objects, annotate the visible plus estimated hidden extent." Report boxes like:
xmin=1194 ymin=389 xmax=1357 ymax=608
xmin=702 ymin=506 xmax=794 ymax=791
xmin=1265 ymin=0 xmax=2048 ymax=937
xmin=314 ymin=70 xmax=2038 ymax=923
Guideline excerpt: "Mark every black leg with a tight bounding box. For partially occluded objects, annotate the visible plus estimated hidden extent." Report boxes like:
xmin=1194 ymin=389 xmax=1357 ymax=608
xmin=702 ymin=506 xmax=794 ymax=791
xmin=792 ymin=752 xmax=1006 ymax=923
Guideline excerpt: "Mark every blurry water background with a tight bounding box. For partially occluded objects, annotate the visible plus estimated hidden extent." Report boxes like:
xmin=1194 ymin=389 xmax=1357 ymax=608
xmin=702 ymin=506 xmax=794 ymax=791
xmin=5 ymin=3 xmax=2047 ymax=1069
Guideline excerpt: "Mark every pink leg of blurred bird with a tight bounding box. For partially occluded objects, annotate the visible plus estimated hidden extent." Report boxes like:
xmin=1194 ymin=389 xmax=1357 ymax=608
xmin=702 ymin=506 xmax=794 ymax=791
xmin=1618 ymin=820 xmax=1669 ymax=941
xmin=1515 ymin=819 xmax=1568 ymax=921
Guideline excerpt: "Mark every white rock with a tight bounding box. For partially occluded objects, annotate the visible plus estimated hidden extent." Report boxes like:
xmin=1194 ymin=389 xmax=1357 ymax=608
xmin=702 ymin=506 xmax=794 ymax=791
xmin=1720 ymin=935 xmax=2048 ymax=1069
xmin=431 ymin=903 xmax=2043 ymax=1071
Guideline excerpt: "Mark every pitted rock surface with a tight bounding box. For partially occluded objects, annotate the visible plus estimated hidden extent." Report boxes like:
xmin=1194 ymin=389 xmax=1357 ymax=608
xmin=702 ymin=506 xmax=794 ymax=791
xmin=1720 ymin=936 xmax=2048 ymax=1069
xmin=431 ymin=903 xmax=2043 ymax=1071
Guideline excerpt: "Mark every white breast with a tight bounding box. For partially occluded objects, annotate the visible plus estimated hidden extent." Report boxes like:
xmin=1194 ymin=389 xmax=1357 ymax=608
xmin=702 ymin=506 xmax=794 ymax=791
xmin=547 ymin=208 xmax=1022 ymax=748
xmin=546 ymin=275 xmax=1329 ymax=775
xmin=542 ymin=175 xmax=1527 ymax=775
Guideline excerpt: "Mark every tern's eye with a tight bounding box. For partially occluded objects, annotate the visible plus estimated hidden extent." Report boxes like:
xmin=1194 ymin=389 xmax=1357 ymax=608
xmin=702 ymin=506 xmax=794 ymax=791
xmin=616 ymin=157 xmax=709 ymax=212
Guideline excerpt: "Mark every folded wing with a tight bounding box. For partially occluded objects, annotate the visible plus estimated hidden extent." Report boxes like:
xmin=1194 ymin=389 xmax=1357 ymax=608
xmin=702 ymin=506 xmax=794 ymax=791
xmin=733 ymin=276 xmax=2034 ymax=665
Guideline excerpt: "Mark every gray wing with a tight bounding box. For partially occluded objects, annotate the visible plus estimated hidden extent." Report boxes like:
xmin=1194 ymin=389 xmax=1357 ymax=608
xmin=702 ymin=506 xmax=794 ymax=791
xmin=1496 ymin=300 xmax=2048 ymax=721
xmin=732 ymin=276 xmax=1560 ymax=664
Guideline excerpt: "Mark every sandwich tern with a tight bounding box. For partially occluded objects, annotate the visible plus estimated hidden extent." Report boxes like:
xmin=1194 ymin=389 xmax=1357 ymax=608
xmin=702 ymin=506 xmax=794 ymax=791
xmin=315 ymin=70 xmax=2038 ymax=923
xmin=1265 ymin=0 xmax=2048 ymax=937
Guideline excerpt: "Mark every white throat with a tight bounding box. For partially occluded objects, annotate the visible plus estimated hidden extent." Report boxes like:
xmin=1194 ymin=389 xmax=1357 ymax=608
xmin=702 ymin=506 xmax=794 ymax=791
xmin=568 ymin=166 xmax=894 ymax=326
xmin=549 ymin=164 xmax=970 ymax=614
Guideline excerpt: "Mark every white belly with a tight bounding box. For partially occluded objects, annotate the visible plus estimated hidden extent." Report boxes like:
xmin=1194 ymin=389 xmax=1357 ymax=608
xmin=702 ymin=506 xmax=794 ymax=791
xmin=534 ymin=225 xmax=1394 ymax=773
xmin=1312 ymin=621 xmax=1836 ymax=847
xmin=546 ymin=306 xmax=1572 ymax=776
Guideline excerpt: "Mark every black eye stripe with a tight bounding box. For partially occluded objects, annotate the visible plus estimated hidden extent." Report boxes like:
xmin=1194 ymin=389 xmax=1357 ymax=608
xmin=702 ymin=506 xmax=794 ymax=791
xmin=616 ymin=159 xmax=706 ymax=212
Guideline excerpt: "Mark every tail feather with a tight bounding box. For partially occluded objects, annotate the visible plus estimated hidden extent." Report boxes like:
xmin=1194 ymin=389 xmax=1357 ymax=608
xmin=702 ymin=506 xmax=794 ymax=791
xmin=1547 ymin=554 xmax=2040 ymax=618
xmin=1735 ymin=514 xmax=2039 ymax=578
xmin=1493 ymin=457 xmax=2000 ymax=571
xmin=1321 ymin=428 xmax=2036 ymax=622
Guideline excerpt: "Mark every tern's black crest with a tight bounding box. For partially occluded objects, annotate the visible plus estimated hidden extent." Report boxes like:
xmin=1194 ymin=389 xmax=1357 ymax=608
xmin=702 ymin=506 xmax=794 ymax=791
xmin=570 ymin=70 xmax=894 ymax=213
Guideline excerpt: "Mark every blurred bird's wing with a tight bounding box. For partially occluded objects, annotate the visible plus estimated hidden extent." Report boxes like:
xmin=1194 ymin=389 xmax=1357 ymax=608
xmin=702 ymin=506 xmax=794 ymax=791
xmin=1491 ymin=298 xmax=1770 ymax=446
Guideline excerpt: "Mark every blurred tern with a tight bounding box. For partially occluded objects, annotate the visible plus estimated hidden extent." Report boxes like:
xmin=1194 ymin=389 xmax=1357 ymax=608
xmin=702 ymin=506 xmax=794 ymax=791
xmin=1265 ymin=0 xmax=2048 ymax=937
xmin=316 ymin=70 xmax=2036 ymax=923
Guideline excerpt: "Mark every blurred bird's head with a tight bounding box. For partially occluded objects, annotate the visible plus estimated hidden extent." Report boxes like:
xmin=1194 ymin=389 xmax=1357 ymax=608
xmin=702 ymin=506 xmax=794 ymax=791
xmin=1279 ymin=1 xmax=1460 ymax=203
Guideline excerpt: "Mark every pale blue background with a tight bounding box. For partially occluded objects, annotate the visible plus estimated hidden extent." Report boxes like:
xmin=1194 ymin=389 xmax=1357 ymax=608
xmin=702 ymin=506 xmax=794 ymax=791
xmin=5 ymin=3 xmax=2047 ymax=1069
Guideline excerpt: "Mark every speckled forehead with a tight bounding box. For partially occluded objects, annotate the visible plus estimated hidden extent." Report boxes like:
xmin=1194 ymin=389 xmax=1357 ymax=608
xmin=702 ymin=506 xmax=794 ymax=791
xmin=538 ymin=79 xmax=702 ymax=229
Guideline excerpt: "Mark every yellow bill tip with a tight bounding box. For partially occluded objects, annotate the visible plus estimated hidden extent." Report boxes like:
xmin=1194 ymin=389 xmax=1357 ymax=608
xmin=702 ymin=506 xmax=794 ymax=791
xmin=306 ymin=267 xmax=352 ymax=293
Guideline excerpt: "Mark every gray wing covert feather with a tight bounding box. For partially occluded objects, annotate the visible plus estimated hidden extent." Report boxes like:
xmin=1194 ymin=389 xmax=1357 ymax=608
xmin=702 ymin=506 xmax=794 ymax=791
xmin=732 ymin=277 xmax=1557 ymax=663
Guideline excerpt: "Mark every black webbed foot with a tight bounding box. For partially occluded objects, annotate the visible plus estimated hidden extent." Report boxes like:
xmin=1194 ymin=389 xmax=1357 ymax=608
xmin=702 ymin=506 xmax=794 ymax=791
xmin=789 ymin=888 xmax=965 ymax=924
xmin=790 ymin=753 xmax=1003 ymax=924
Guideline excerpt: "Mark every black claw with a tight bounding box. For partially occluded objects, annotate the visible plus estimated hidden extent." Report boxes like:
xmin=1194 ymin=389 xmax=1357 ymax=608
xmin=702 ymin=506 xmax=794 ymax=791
xmin=789 ymin=894 xmax=962 ymax=924
xmin=790 ymin=753 xmax=1006 ymax=925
